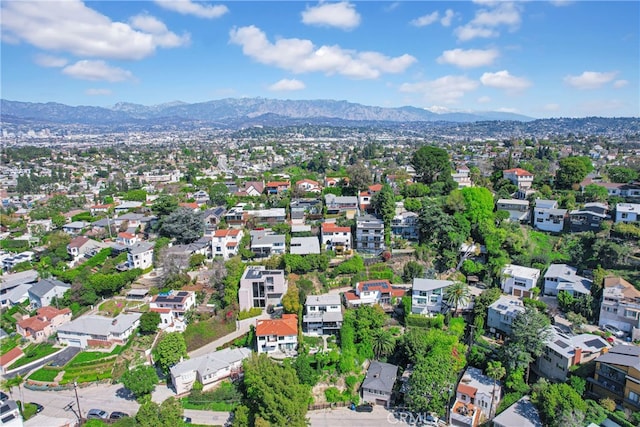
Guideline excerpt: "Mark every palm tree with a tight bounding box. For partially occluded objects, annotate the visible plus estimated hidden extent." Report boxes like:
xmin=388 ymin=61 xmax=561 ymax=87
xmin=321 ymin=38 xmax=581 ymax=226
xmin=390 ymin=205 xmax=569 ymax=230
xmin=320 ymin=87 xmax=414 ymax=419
xmin=371 ymin=329 xmax=395 ymax=359
xmin=444 ymin=282 xmax=471 ymax=317
xmin=1 ymin=375 xmax=24 ymax=404
xmin=486 ymin=361 xmax=505 ymax=419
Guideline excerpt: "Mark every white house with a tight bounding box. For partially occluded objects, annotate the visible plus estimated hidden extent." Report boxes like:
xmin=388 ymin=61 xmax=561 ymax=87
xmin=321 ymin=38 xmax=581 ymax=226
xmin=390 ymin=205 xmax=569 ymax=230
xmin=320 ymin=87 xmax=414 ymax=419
xmin=127 ymin=241 xmax=154 ymax=270
xmin=289 ymin=236 xmax=320 ymax=255
xmin=451 ymin=367 xmax=501 ymax=427
xmin=255 ymin=314 xmax=298 ymax=356
xmin=57 ymin=312 xmax=141 ymax=348
xmin=303 ymin=294 xmax=343 ymax=335
xmin=391 ymin=211 xmax=419 ymax=241
xmin=452 ymin=164 xmax=472 ymax=189
xmin=28 ymin=278 xmax=71 ymax=308
xmin=238 ymin=267 xmax=287 ymax=311
xmin=615 ymin=203 xmax=640 ymax=223
xmin=250 ymin=230 xmax=285 ymax=258
xmin=150 ymin=290 xmax=197 ymax=332
xmin=355 ymin=215 xmax=385 ymax=253
xmin=543 ymin=264 xmax=592 ymax=297
xmin=321 ymin=222 xmax=352 ymax=254
xmin=503 ymin=168 xmax=534 ymax=190
xmin=501 ymin=264 xmax=541 ymax=299
xmin=411 ymin=278 xmax=454 ymax=315
xmin=487 ymin=295 xmax=525 ymax=338
xmin=212 ymin=228 xmax=243 ymax=259
xmin=496 ymin=199 xmax=530 ymax=222
xmin=1 ymin=251 xmax=35 ymax=272
xmin=533 ymin=199 xmax=566 ymax=233
xmin=170 ymin=347 xmax=252 ymax=395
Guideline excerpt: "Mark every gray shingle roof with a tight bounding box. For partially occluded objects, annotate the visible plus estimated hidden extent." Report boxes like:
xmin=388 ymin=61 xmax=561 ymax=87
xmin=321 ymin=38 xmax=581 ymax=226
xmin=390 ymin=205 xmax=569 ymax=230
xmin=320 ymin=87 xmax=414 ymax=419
xmin=170 ymin=347 xmax=252 ymax=377
xmin=58 ymin=313 xmax=141 ymax=336
xmin=28 ymin=278 xmax=70 ymax=298
xmin=362 ymin=361 xmax=398 ymax=394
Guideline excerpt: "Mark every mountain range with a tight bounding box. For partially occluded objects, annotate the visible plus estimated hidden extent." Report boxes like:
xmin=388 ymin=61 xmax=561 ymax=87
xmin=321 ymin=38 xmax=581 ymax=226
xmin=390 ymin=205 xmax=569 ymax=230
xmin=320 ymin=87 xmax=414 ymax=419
xmin=0 ymin=98 xmax=534 ymax=127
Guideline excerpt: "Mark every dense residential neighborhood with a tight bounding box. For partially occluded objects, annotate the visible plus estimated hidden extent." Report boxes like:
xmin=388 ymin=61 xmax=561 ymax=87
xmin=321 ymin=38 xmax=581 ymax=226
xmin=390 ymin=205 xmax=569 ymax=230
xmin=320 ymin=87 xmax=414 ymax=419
xmin=1 ymin=128 xmax=640 ymax=427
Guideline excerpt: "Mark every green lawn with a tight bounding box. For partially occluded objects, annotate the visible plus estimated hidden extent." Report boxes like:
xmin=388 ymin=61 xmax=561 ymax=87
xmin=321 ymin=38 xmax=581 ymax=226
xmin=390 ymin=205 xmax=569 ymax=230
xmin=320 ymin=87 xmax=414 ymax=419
xmin=0 ymin=334 xmax=21 ymax=355
xmin=19 ymin=402 xmax=38 ymax=420
xmin=184 ymin=318 xmax=236 ymax=352
xmin=28 ymin=367 xmax=61 ymax=382
xmin=528 ymin=231 xmax=571 ymax=263
xmin=7 ymin=343 xmax=59 ymax=369
xmin=98 ymin=299 xmax=140 ymax=317
xmin=67 ymin=347 xmax=121 ymax=365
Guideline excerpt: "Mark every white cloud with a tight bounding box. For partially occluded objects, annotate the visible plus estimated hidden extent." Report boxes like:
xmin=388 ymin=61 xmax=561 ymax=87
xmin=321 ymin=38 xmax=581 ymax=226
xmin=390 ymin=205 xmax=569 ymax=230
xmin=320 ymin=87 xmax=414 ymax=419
xmin=425 ymin=105 xmax=452 ymax=113
xmin=399 ymin=75 xmax=479 ymax=104
xmin=477 ymin=96 xmax=491 ymax=103
xmin=229 ymin=25 xmax=415 ymax=79
xmin=301 ymin=2 xmax=361 ymax=30
xmin=455 ymin=2 xmax=522 ymax=41
xmin=544 ymin=103 xmax=561 ymax=111
xmin=441 ymin=9 xmax=455 ymax=27
xmin=549 ymin=1 xmax=574 ymax=6
xmin=154 ymin=0 xmax=228 ymax=19
xmin=85 ymin=88 xmax=113 ymax=96
xmin=437 ymin=48 xmax=499 ymax=68
xmin=410 ymin=11 xmax=439 ymax=27
xmin=613 ymin=79 xmax=629 ymax=89
xmin=481 ymin=70 xmax=531 ymax=91
xmin=268 ymin=79 xmax=306 ymax=91
xmin=0 ymin=0 xmax=189 ymax=60
xmin=564 ymin=71 xmax=618 ymax=89
xmin=34 ymin=54 xmax=67 ymax=68
xmin=62 ymin=60 xmax=135 ymax=82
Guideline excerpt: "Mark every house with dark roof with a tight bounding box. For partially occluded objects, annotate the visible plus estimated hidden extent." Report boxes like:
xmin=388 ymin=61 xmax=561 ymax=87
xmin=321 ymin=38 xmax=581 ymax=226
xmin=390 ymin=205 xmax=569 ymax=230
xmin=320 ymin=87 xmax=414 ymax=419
xmin=588 ymin=345 xmax=640 ymax=411
xmin=150 ymin=290 xmax=196 ymax=332
xmin=492 ymin=396 xmax=542 ymax=427
xmin=28 ymin=278 xmax=71 ymax=308
xmin=126 ymin=241 xmax=154 ymax=270
xmin=361 ymin=361 xmax=398 ymax=407
xmin=255 ymin=314 xmax=298 ymax=356
xmin=569 ymin=202 xmax=609 ymax=232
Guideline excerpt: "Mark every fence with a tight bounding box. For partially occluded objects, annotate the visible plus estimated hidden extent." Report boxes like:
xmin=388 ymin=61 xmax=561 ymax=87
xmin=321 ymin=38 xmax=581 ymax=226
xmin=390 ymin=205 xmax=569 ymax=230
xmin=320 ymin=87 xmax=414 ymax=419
xmin=308 ymin=401 xmax=351 ymax=411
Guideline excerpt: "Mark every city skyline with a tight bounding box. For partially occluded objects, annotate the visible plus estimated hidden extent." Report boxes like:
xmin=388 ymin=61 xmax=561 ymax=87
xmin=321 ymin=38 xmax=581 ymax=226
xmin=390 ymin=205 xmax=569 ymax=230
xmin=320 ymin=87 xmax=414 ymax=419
xmin=1 ymin=0 xmax=638 ymax=119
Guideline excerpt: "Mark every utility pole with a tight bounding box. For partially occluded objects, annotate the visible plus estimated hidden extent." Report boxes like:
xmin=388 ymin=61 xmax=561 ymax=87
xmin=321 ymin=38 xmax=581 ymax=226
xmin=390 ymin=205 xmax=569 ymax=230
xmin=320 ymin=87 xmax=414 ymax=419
xmin=74 ymin=381 xmax=82 ymax=426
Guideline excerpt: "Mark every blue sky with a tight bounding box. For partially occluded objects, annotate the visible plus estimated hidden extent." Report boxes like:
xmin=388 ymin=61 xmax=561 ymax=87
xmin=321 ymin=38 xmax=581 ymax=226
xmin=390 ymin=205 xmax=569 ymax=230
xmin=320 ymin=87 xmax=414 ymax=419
xmin=2 ymin=1 xmax=638 ymax=118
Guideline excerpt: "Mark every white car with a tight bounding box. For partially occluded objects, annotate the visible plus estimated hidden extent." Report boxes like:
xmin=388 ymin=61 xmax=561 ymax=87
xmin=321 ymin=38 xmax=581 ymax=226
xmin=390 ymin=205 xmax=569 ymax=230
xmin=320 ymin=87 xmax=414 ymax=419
xmin=603 ymin=324 xmax=625 ymax=338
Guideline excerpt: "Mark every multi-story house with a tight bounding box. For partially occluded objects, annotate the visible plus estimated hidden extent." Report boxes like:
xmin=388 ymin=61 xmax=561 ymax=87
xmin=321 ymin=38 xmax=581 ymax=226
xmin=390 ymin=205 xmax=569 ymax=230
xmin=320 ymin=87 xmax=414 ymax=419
xmin=599 ymin=276 xmax=640 ymax=341
xmin=411 ymin=279 xmax=454 ymax=315
xmin=303 ymin=294 xmax=343 ymax=335
xmin=150 ymin=290 xmax=196 ymax=331
xmin=496 ymin=199 xmax=530 ymax=222
xmin=246 ymin=208 xmax=287 ymax=225
xmin=250 ymin=230 xmax=285 ymax=258
xmin=503 ymin=168 xmax=534 ymax=190
xmin=324 ymin=176 xmax=348 ymax=188
xmin=234 ymin=181 xmax=264 ymax=197
xmin=295 ymin=179 xmax=322 ymax=194
xmin=1 ymin=251 xmax=35 ymax=272
xmin=501 ymin=264 xmax=541 ymax=299
xmin=16 ymin=306 xmax=72 ymax=343
xmin=224 ymin=205 xmax=249 ymax=229
xmin=543 ymin=264 xmax=592 ymax=297
xmin=358 ymin=184 xmax=382 ymax=213
xmin=238 ymin=267 xmax=287 ymax=311
xmin=535 ymin=327 xmax=609 ymax=382
xmin=589 ymin=345 xmax=640 ymax=411
xmin=113 ymin=201 xmax=143 ymax=214
xmin=321 ymin=222 xmax=352 ymax=254
xmin=115 ymin=232 xmax=139 ymax=247
xmin=255 ymin=314 xmax=298 ymax=356
xmin=265 ymin=181 xmax=290 ymax=195
xmin=533 ymin=199 xmax=566 ymax=233
xmin=62 ymin=221 xmax=88 ymax=236
xmin=289 ymin=236 xmax=320 ymax=255
xmin=355 ymin=215 xmax=385 ymax=253
xmin=487 ymin=295 xmax=525 ymax=338
xmin=450 ymin=367 xmax=501 ymax=427
xmin=452 ymin=164 xmax=472 ymax=189
xmin=391 ymin=211 xmax=419 ymax=241
xmin=345 ymin=279 xmax=404 ymax=307
xmin=212 ymin=228 xmax=243 ymax=259
xmin=615 ymin=203 xmax=640 ymax=223
xmin=361 ymin=361 xmax=398 ymax=407
xmin=324 ymin=194 xmax=358 ymax=216
xmin=57 ymin=312 xmax=141 ymax=349
xmin=127 ymin=241 xmax=154 ymax=270
xmin=569 ymin=202 xmax=609 ymax=232
xmin=28 ymin=278 xmax=71 ymax=308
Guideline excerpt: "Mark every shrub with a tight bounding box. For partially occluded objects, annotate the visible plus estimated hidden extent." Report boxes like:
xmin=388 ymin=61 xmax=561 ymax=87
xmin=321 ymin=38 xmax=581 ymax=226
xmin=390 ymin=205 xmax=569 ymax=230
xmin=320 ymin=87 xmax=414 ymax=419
xmin=238 ymin=307 xmax=262 ymax=320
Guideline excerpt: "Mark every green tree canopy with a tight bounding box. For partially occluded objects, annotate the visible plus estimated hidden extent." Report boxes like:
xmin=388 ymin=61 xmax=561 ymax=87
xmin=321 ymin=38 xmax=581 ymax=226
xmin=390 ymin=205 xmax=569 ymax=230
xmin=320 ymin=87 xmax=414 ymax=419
xmin=121 ymin=365 xmax=159 ymax=398
xmin=607 ymin=165 xmax=638 ymax=183
xmin=139 ymin=311 xmax=161 ymax=334
xmin=411 ymin=146 xmax=452 ymax=185
xmin=154 ymin=332 xmax=187 ymax=374
xmin=159 ymin=207 xmax=204 ymax=244
xmin=556 ymin=157 xmax=590 ymax=189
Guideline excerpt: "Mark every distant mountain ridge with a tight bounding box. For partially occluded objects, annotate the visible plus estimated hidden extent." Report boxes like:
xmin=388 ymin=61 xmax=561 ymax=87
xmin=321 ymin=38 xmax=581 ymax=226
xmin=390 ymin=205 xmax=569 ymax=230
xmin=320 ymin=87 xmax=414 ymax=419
xmin=1 ymin=98 xmax=535 ymax=126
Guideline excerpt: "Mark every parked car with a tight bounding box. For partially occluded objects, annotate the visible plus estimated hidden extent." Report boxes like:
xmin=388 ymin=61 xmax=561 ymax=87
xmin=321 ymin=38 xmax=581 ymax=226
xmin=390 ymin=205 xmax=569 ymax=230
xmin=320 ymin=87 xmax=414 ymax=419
xmin=355 ymin=403 xmax=374 ymax=413
xmin=86 ymin=409 xmax=109 ymax=419
xmin=183 ymin=416 xmax=192 ymax=424
xmin=603 ymin=324 xmax=625 ymax=338
xmin=109 ymin=411 xmax=129 ymax=420
xmin=0 ymin=392 xmax=8 ymax=403
xmin=30 ymin=403 xmax=44 ymax=414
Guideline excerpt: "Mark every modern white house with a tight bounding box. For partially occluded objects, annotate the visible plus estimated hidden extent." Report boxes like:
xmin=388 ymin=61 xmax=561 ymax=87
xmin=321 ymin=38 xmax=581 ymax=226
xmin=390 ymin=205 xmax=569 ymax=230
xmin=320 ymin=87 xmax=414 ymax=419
xmin=57 ymin=313 xmax=141 ymax=349
xmin=487 ymin=295 xmax=525 ymax=337
xmin=391 ymin=211 xmax=419 ymax=241
xmin=411 ymin=278 xmax=454 ymax=316
xmin=501 ymin=264 xmax=541 ymax=299
xmin=289 ymin=236 xmax=320 ymax=255
xmin=302 ymin=294 xmax=343 ymax=335
xmin=599 ymin=276 xmax=640 ymax=340
xmin=355 ymin=215 xmax=385 ymax=253
xmin=250 ymin=230 xmax=286 ymax=258
xmin=150 ymin=290 xmax=196 ymax=332
xmin=238 ymin=267 xmax=287 ymax=312
xmin=321 ymin=222 xmax=352 ymax=254
xmin=212 ymin=228 xmax=244 ymax=259
xmin=127 ymin=241 xmax=154 ymax=270
xmin=496 ymin=199 xmax=530 ymax=222
xmin=543 ymin=264 xmax=592 ymax=297
xmin=255 ymin=314 xmax=298 ymax=356
xmin=615 ymin=203 xmax=640 ymax=223
xmin=452 ymin=164 xmax=472 ymax=189
xmin=170 ymin=347 xmax=252 ymax=395
xmin=533 ymin=199 xmax=566 ymax=233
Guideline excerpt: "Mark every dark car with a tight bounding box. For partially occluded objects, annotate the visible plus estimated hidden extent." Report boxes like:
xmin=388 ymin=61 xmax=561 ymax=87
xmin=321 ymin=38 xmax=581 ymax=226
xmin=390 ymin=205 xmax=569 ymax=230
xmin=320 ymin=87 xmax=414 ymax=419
xmin=109 ymin=411 xmax=129 ymax=420
xmin=86 ymin=409 xmax=109 ymax=419
xmin=30 ymin=403 xmax=44 ymax=414
xmin=0 ymin=392 xmax=8 ymax=403
xmin=183 ymin=416 xmax=192 ymax=424
xmin=355 ymin=404 xmax=374 ymax=413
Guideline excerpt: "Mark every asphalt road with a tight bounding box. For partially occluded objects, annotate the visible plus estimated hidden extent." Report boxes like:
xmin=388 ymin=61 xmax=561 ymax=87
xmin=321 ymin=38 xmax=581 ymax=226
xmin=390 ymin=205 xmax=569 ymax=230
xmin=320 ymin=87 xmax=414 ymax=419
xmin=5 ymin=346 xmax=81 ymax=379
xmin=308 ymin=406 xmax=417 ymax=427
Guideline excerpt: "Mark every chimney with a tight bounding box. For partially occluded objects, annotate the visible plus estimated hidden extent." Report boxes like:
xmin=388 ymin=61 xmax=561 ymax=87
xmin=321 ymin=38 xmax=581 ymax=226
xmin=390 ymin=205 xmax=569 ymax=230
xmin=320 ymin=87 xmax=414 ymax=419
xmin=112 ymin=319 xmax=118 ymax=326
xmin=573 ymin=347 xmax=582 ymax=366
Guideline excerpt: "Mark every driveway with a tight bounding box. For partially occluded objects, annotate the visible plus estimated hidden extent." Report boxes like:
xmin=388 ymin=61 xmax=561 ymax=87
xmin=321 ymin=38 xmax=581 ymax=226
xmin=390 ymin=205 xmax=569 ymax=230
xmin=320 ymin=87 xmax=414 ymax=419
xmin=308 ymin=406 xmax=416 ymax=427
xmin=184 ymin=409 xmax=232 ymax=426
xmin=5 ymin=346 xmax=81 ymax=379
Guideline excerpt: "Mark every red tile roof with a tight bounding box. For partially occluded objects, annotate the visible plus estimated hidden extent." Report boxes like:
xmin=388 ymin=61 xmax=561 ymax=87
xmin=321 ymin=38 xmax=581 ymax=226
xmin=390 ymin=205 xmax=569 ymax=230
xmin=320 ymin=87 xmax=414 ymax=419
xmin=37 ymin=306 xmax=71 ymax=319
xmin=68 ymin=236 xmax=89 ymax=248
xmin=150 ymin=307 xmax=172 ymax=314
xmin=457 ymin=383 xmax=477 ymax=398
xmin=322 ymin=223 xmax=351 ymax=233
xmin=17 ymin=316 xmax=49 ymax=333
xmin=214 ymin=229 xmax=241 ymax=238
xmin=503 ymin=168 xmax=533 ymax=176
xmin=118 ymin=232 xmax=135 ymax=239
xmin=0 ymin=347 xmax=24 ymax=367
xmin=256 ymin=314 xmax=298 ymax=336
xmin=180 ymin=202 xmax=200 ymax=209
xmin=344 ymin=290 xmax=359 ymax=301
xmin=368 ymin=184 xmax=383 ymax=192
